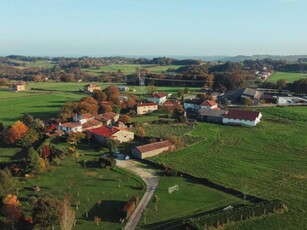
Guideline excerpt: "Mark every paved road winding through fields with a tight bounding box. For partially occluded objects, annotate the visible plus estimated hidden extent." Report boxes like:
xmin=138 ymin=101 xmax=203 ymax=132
xmin=116 ymin=160 xmax=160 ymax=230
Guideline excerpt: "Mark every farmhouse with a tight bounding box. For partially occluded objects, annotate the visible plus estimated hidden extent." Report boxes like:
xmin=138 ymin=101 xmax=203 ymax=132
xmin=131 ymin=140 xmax=175 ymax=159
xmin=199 ymin=109 xmax=227 ymax=123
xmin=136 ymin=103 xmax=158 ymax=115
xmin=184 ymin=99 xmax=219 ymax=111
xmin=84 ymin=83 xmax=101 ymax=93
xmin=95 ymin=112 xmax=119 ymax=125
xmin=88 ymin=126 xmax=134 ymax=143
xmin=147 ymin=93 xmax=168 ymax=105
xmin=11 ymin=82 xmax=26 ymax=92
xmin=117 ymin=86 xmax=129 ymax=92
xmin=222 ymin=110 xmax=262 ymax=126
xmin=57 ymin=122 xmax=83 ymax=133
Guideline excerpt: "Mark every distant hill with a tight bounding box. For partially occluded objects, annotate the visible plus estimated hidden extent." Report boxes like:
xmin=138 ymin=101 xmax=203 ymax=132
xmin=196 ymin=55 xmax=307 ymax=62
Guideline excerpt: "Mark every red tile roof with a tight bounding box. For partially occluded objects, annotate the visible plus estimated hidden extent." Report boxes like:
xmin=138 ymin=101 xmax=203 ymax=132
xmin=163 ymin=100 xmax=180 ymax=106
xmin=75 ymin=113 xmax=93 ymax=120
xmin=88 ymin=126 xmax=119 ymax=138
xmin=185 ymin=99 xmax=217 ymax=107
xmin=82 ymin=119 xmax=103 ymax=130
xmin=95 ymin=112 xmax=118 ymax=122
xmin=60 ymin=122 xmax=82 ymax=128
xmin=149 ymin=93 xmax=168 ymax=98
xmin=202 ymin=100 xmax=217 ymax=107
xmin=137 ymin=103 xmax=158 ymax=107
xmin=136 ymin=140 xmax=175 ymax=153
xmin=223 ymin=110 xmax=261 ymax=121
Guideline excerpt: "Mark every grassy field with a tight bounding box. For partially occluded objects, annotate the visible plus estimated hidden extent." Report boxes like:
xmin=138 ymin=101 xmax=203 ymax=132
xmin=268 ymin=71 xmax=306 ymax=83
xmin=138 ymin=176 xmax=245 ymax=228
xmin=0 ymin=89 xmax=83 ymax=125
xmin=82 ymin=64 xmax=182 ymax=75
xmin=151 ymin=106 xmax=307 ymax=229
xmin=15 ymin=143 xmax=144 ymax=230
xmin=0 ymin=83 xmax=201 ymax=125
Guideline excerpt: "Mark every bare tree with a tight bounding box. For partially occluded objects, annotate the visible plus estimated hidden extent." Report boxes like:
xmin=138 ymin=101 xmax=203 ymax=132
xmin=60 ymin=193 xmax=76 ymax=230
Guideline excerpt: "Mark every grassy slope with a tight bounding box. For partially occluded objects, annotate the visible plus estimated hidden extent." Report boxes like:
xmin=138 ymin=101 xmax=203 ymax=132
xmin=268 ymin=71 xmax=307 ymax=83
xmin=82 ymin=64 xmax=182 ymax=75
xmin=151 ymin=106 xmax=307 ymax=230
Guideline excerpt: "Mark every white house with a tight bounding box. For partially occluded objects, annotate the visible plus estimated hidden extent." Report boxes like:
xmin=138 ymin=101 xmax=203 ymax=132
xmin=136 ymin=103 xmax=158 ymax=115
xmin=184 ymin=99 xmax=218 ymax=110
xmin=147 ymin=93 xmax=168 ymax=105
xmin=57 ymin=122 xmax=83 ymax=133
xmin=222 ymin=110 xmax=262 ymax=126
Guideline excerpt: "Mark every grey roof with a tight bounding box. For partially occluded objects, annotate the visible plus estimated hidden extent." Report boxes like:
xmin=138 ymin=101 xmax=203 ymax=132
xmin=199 ymin=109 xmax=227 ymax=117
xmin=243 ymin=88 xmax=261 ymax=99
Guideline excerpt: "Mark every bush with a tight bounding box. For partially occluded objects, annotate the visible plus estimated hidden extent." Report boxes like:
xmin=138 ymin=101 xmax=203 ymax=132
xmin=165 ymin=169 xmax=178 ymax=177
xmin=99 ymin=156 xmax=116 ymax=169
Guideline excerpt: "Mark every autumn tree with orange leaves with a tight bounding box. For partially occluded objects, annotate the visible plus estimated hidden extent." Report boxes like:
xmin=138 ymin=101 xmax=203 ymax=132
xmin=4 ymin=121 xmax=28 ymax=145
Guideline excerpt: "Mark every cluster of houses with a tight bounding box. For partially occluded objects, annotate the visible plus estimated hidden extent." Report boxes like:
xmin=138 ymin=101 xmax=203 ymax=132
xmin=183 ymin=98 xmax=262 ymax=127
xmin=45 ymin=84 xmax=263 ymax=162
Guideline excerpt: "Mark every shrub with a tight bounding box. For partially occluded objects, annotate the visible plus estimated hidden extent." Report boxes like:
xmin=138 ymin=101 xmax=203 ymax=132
xmin=99 ymin=156 xmax=116 ymax=169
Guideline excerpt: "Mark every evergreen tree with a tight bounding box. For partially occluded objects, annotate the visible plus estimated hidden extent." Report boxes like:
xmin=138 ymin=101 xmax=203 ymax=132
xmin=27 ymin=147 xmax=41 ymax=174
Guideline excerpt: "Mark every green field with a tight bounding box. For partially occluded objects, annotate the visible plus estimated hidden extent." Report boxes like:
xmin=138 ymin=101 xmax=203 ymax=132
xmin=15 ymin=143 xmax=144 ymax=230
xmin=0 ymin=83 xmax=201 ymax=125
xmin=268 ymin=71 xmax=306 ymax=83
xmin=138 ymin=176 xmax=245 ymax=228
xmin=151 ymin=106 xmax=307 ymax=229
xmin=82 ymin=64 xmax=182 ymax=75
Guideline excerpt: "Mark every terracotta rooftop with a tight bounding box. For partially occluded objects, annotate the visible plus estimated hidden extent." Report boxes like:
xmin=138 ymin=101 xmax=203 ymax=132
xmin=95 ymin=112 xmax=118 ymax=122
xmin=137 ymin=102 xmax=158 ymax=107
xmin=136 ymin=140 xmax=174 ymax=153
xmin=185 ymin=99 xmax=217 ymax=107
xmin=82 ymin=119 xmax=102 ymax=130
xmin=88 ymin=126 xmax=119 ymax=138
xmin=75 ymin=113 xmax=93 ymax=120
xmin=148 ymin=93 xmax=168 ymax=98
xmin=223 ymin=110 xmax=261 ymax=121
xmin=163 ymin=100 xmax=180 ymax=106
xmin=59 ymin=122 xmax=82 ymax=128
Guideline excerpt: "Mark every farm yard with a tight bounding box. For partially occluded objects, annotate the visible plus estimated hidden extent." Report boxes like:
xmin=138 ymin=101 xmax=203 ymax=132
xmin=151 ymin=106 xmax=307 ymax=230
xmin=267 ymin=71 xmax=306 ymax=83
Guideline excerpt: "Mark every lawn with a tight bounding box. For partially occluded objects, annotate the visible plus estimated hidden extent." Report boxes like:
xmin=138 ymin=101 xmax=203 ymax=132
xmin=82 ymin=64 xmax=182 ymax=75
xmin=15 ymin=143 xmax=144 ymax=230
xmin=267 ymin=71 xmax=306 ymax=83
xmin=138 ymin=176 xmax=245 ymax=229
xmin=0 ymin=89 xmax=84 ymax=125
xmin=151 ymin=107 xmax=307 ymax=229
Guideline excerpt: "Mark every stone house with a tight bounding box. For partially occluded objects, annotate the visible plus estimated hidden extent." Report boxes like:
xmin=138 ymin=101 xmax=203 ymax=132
xmin=88 ymin=126 xmax=134 ymax=144
xmin=131 ymin=140 xmax=175 ymax=159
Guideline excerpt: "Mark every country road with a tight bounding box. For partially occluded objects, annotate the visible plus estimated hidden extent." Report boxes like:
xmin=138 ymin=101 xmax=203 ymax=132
xmin=116 ymin=160 xmax=160 ymax=230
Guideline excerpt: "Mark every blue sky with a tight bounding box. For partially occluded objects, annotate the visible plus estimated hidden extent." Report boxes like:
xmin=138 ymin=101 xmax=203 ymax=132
xmin=0 ymin=0 xmax=306 ymax=56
